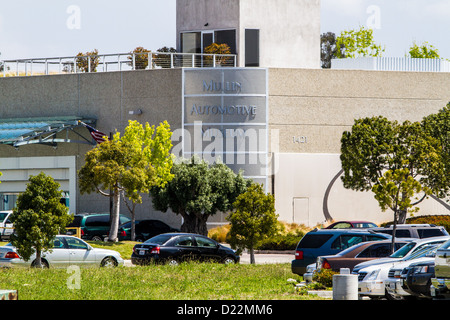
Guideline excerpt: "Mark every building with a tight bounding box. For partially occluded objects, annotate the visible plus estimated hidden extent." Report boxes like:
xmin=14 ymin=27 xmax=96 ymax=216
xmin=0 ymin=0 xmax=448 ymax=229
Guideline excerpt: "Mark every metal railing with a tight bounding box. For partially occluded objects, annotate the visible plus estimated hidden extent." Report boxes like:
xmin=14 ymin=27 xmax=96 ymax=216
xmin=331 ymin=57 xmax=450 ymax=72
xmin=1 ymin=51 xmax=237 ymax=77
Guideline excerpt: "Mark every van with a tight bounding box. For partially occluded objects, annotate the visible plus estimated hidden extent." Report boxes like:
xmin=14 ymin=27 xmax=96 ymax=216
xmin=68 ymin=213 xmax=131 ymax=241
xmin=0 ymin=211 xmax=13 ymax=241
xmin=291 ymin=229 xmax=390 ymax=276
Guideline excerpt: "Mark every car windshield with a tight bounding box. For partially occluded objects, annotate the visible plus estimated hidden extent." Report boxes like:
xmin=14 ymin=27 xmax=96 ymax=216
xmin=0 ymin=212 xmax=9 ymax=223
xmin=144 ymin=234 xmax=173 ymax=245
xmin=390 ymin=242 xmax=415 ymax=258
xmin=403 ymin=244 xmax=438 ymax=261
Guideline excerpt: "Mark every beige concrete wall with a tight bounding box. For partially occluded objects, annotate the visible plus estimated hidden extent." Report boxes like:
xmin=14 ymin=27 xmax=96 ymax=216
xmin=0 ymin=69 xmax=183 ymax=228
xmin=269 ymin=68 xmax=450 ymax=226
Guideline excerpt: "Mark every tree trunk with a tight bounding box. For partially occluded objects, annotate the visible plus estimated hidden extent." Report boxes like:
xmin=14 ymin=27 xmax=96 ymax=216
xmin=249 ymin=247 xmax=255 ymax=265
xmin=108 ymin=187 xmax=121 ymax=242
xmin=181 ymin=213 xmax=208 ymax=236
xmin=397 ymin=209 xmax=407 ymax=224
xmin=131 ymin=204 xmax=136 ymax=241
xmin=35 ymin=250 xmax=43 ymax=268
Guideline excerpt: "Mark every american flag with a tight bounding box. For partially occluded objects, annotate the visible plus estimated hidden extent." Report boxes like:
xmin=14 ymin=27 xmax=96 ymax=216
xmin=79 ymin=121 xmax=108 ymax=144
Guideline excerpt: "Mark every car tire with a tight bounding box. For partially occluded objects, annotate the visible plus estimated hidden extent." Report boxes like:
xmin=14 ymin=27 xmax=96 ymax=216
xmin=223 ymin=257 xmax=236 ymax=264
xmin=91 ymin=236 xmax=103 ymax=242
xmin=101 ymin=256 xmax=118 ymax=268
xmin=167 ymin=259 xmax=179 ymax=266
xmin=31 ymin=259 xmax=49 ymax=268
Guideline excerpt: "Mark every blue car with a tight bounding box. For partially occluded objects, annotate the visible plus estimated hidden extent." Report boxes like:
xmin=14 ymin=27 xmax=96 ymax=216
xmin=291 ymin=229 xmax=391 ymax=276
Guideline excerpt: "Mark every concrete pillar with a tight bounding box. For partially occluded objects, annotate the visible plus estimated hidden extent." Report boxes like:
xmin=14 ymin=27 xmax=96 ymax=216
xmin=332 ymin=268 xmax=359 ymax=300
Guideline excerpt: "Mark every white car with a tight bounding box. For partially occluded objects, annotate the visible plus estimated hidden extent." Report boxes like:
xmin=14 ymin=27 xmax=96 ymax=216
xmin=353 ymin=236 xmax=450 ymax=275
xmin=0 ymin=211 xmax=13 ymax=240
xmin=0 ymin=235 xmax=124 ymax=268
xmin=356 ymin=244 xmax=441 ymax=300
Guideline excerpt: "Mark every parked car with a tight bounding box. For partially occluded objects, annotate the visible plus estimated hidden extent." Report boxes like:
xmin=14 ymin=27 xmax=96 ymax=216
xmin=431 ymin=238 xmax=450 ymax=299
xmin=0 ymin=211 xmax=13 ymax=241
xmin=325 ymin=221 xmax=378 ymax=229
xmin=384 ymin=246 xmax=437 ymax=300
xmin=131 ymin=233 xmax=239 ymax=266
xmin=291 ymin=229 xmax=391 ymax=276
xmin=353 ymin=237 xmax=450 ymax=300
xmin=403 ymin=260 xmax=435 ymax=299
xmin=315 ymin=239 xmax=411 ymax=273
xmin=0 ymin=235 xmax=124 ymax=268
xmin=352 ymin=236 xmax=450 ymax=275
xmin=368 ymin=224 xmax=449 ymax=239
xmin=67 ymin=213 xmax=131 ymax=241
xmin=119 ymin=219 xmax=180 ymax=242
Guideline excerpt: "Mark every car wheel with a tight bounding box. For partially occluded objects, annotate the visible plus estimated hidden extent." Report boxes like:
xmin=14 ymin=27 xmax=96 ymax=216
xmin=91 ymin=236 xmax=103 ymax=241
xmin=223 ymin=257 xmax=236 ymax=264
xmin=167 ymin=259 xmax=179 ymax=266
xmin=101 ymin=256 xmax=118 ymax=268
xmin=31 ymin=259 xmax=49 ymax=268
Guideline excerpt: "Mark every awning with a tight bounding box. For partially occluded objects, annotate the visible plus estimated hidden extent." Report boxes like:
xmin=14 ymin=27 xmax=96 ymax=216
xmin=0 ymin=116 xmax=99 ymax=147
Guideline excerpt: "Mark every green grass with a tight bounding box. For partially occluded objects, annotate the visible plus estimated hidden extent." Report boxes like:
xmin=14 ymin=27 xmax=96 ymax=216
xmin=88 ymin=240 xmax=138 ymax=260
xmin=0 ymin=263 xmax=316 ymax=300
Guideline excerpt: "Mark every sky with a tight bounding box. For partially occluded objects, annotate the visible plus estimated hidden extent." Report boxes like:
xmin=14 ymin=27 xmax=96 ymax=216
xmin=0 ymin=0 xmax=449 ymax=61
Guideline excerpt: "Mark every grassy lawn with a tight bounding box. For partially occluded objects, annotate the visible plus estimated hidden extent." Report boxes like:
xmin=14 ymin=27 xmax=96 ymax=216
xmin=0 ymin=241 xmax=321 ymax=300
xmin=0 ymin=263 xmax=316 ymax=300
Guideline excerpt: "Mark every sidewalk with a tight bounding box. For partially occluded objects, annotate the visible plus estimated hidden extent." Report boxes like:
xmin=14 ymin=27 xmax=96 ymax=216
xmin=124 ymin=252 xmax=294 ymax=266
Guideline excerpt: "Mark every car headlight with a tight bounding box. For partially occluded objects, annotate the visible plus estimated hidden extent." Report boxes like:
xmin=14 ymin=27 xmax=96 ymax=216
xmin=365 ymin=269 xmax=380 ymax=281
xmin=412 ymin=265 xmax=429 ymax=274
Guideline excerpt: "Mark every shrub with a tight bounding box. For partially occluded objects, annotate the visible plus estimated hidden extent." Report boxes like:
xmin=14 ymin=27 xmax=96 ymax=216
xmin=313 ymin=269 xmax=337 ymax=288
xmin=76 ymin=49 xmax=99 ymax=72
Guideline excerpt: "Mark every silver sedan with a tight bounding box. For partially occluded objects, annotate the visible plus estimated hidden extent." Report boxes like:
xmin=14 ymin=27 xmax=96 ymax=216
xmin=0 ymin=235 xmax=124 ymax=268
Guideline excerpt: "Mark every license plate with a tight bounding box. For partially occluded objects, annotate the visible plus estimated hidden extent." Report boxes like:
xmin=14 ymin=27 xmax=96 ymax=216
xmin=139 ymin=250 xmax=146 ymax=255
xmin=389 ymin=282 xmax=396 ymax=289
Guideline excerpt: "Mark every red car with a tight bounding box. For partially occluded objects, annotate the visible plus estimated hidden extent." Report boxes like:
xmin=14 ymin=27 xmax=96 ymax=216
xmin=325 ymin=221 xmax=377 ymax=229
xmin=316 ymin=240 xmax=410 ymax=273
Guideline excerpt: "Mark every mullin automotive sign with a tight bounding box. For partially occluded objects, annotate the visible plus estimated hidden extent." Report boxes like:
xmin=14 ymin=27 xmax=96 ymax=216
xmin=179 ymin=68 xmax=269 ymax=186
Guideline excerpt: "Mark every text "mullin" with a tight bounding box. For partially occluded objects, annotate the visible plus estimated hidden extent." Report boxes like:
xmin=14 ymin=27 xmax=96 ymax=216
xmin=203 ymin=80 xmax=242 ymax=93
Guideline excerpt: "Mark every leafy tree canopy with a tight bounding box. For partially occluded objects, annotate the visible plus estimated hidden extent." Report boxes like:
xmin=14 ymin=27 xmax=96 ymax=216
xmin=335 ymin=26 xmax=384 ymax=59
xmin=409 ymin=41 xmax=440 ymax=59
xmin=10 ymin=172 xmax=73 ymax=268
xmin=150 ymin=156 xmax=249 ymax=236
xmin=227 ymin=183 xmax=278 ymax=264
xmin=78 ymin=120 xmax=173 ymax=241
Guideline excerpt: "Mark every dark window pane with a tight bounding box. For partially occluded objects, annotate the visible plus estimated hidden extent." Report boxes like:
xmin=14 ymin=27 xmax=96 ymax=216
xmin=245 ymin=29 xmax=259 ymax=67
xmin=214 ymin=30 xmax=236 ymax=54
xmin=298 ymin=234 xmax=333 ymax=248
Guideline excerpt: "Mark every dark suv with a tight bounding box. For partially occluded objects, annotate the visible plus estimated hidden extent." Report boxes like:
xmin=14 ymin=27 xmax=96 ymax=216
xmin=68 ymin=213 xmax=131 ymax=241
xmin=368 ymin=224 xmax=449 ymax=239
xmin=291 ymin=229 xmax=390 ymax=276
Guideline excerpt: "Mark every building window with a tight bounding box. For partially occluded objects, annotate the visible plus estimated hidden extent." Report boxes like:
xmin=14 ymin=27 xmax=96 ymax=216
xmin=214 ymin=30 xmax=236 ymax=54
xmin=181 ymin=32 xmax=201 ymax=54
xmin=181 ymin=29 xmax=236 ymax=54
xmin=245 ymin=29 xmax=260 ymax=67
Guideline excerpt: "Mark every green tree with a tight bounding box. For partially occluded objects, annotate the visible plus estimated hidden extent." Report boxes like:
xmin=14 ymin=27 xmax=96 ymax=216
xmin=421 ymin=104 xmax=450 ymax=198
xmin=227 ymin=183 xmax=278 ymax=264
xmin=10 ymin=172 xmax=73 ymax=268
xmin=79 ymin=120 xmax=173 ymax=242
xmin=335 ymin=26 xmax=384 ymax=59
xmin=409 ymin=41 xmax=440 ymax=59
xmin=150 ymin=156 xmax=249 ymax=236
xmin=340 ymin=117 xmax=444 ymax=251
xmin=320 ymin=32 xmax=345 ymax=68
